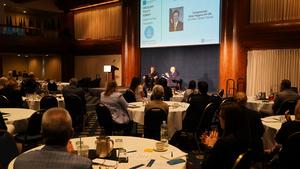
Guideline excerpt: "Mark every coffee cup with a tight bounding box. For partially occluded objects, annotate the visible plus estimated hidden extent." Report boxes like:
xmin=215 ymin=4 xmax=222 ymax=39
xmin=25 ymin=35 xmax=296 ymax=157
xmin=156 ymin=141 xmax=165 ymax=151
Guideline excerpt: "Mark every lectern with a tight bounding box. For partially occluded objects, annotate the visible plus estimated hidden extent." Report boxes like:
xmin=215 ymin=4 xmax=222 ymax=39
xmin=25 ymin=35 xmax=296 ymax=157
xmin=104 ymin=65 xmax=119 ymax=82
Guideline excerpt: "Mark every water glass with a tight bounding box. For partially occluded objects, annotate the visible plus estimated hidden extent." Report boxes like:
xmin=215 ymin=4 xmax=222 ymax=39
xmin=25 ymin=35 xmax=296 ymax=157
xmin=76 ymin=141 xmax=89 ymax=158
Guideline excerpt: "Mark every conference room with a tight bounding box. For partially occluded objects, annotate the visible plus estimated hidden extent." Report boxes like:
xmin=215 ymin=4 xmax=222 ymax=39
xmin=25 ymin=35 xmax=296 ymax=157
xmin=1 ymin=0 xmax=300 ymax=169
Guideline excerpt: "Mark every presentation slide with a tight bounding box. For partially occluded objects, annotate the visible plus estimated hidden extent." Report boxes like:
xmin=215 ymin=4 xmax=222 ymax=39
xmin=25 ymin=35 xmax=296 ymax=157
xmin=140 ymin=0 xmax=220 ymax=48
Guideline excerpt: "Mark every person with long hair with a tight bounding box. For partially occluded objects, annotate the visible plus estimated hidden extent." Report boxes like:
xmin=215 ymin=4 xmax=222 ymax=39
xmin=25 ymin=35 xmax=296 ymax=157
xmin=123 ymin=77 xmax=145 ymax=103
xmin=201 ymin=102 xmax=250 ymax=169
xmin=101 ymin=81 xmax=130 ymax=125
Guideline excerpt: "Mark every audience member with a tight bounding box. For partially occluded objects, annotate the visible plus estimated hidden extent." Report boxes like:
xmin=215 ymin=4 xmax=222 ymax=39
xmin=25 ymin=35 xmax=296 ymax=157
xmin=234 ymin=92 xmax=265 ymax=163
xmin=275 ymin=100 xmax=300 ymax=146
xmin=0 ymin=78 xmax=24 ymax=108
xmin=145 ymin=85 xmax=169 ymax=114
xmin=62 ymin=78 xmax=86 ymax=112
xmin=182 ymin=80 xmax=198 ymax=102
xmin=100 ymin=81 xmax=130 ymax=125
xmin=14 ymin=108 xmax=92 ymax=169
xmin=157 ymin=78 xmax=173 ymax=101
xmin=123 ymin=77 xmax=144 ymax=103
xmin=20 ymin=72 xmax=39 ymax=96
xmin=201 ymin=102 xmax=250 ymax=169
xmin=182 ymin=81 xmax=211 ymax=131
xmin=272 ymin=79 xmax=299 ymax=114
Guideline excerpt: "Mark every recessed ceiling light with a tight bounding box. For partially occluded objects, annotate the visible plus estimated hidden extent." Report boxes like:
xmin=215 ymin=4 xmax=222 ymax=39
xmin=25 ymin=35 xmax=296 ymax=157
xmin=24 ymin=55 xmax=29 ymax=58
xmin=3 ymin=3 xmax=6 ymax=6
xmin=17 ymin=54 xmax=21 ymax=56
xmin=45 ymin=54 xmax=48 ymax=56
xmin=23 ymin=10 xmax=27 ymax=14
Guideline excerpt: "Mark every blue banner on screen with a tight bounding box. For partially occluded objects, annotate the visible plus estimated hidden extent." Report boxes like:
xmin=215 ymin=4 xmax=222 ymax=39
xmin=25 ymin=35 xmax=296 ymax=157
xmin=140 ymin=0 xmax=220 ymax=48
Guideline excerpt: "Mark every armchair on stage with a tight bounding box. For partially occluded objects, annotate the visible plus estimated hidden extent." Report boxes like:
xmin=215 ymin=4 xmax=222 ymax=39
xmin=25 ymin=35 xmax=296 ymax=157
xmin=104 ymin=65 xmax=119 ymax=82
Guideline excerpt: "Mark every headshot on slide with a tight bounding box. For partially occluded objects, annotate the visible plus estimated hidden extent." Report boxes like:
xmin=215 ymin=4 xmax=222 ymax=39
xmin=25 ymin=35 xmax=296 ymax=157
xmin=169 ymin=7 xmax=184 ymax=32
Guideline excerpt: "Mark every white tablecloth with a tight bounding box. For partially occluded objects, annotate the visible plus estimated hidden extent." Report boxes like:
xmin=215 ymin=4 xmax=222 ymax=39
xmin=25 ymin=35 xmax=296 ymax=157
xmin=1 ymin=108 xmax=36 ymax=133
xmin=8 ymin=136 xmax=187 ymax=169
xmin=261 ymin=115 xmax=295 ymax=150
xmin=246 ymin=97 xmax=274 ymax=115
xmin=23 ymin=94 xmax=65 ymax=110
xmin=127 ymin=101 xmax=189 ymax=138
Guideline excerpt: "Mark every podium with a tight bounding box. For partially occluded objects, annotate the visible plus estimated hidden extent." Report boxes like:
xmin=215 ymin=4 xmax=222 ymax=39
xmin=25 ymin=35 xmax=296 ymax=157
xmin=104 ymin=65 xmax=119 ymax=83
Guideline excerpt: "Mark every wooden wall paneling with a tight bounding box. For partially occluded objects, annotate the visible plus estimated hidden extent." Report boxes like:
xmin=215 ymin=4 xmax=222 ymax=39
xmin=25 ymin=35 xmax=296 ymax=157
xmin=121 ymin=0 xmax=140 ymax=87
xmin=220 ymin=0 xmax=249 ymax=93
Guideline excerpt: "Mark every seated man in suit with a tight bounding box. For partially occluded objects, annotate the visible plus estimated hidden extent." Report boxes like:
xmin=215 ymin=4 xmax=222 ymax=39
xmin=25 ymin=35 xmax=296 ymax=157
xmin=165 ymin=66 xmax=181 ymax=89
xmin=183 ymin=81 xmax=212 ymax=131
xmin=14 ymin=108 xmax=92 ymax=169
xmin=272 ymin=79 xmax=299 ymax=114
xmin=62 ymin=78 xmax=86 ymax=112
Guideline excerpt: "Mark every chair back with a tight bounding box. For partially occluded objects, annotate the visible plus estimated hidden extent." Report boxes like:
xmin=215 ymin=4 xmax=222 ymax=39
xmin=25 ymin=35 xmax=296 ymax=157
xmin=0 ymin=113 xmax=7 ymax=130
xmin=27 ymin=109 xmax=45 ymax=136
xmin=144 ymin=108 xmax=167 ymax=140
xmin=47 ymin=82 xmax=58 ymax=91
xmin=122 ymin=90 xmax=136 ymax=103
xmin=0 ymin=130 xmax=18 ymax=169
xmin=197 ymin=102 xmax=219 ymax=133
xmin=232 ymin=150 xmax=252 ymax=169
xmin=0 ymin=95 xmax=9 ymax=108
xmin=96 ymin=103 xmax=114 ymax=135
xmin=64 ymin=94 xmax=85 ymax=131
xmin=280 ymin=131 xmax=300 ymax=169
xmin=276 ymin=99 xmax=298 ymax=115
xmin=40 ymin=95 xmax=58 ymax=110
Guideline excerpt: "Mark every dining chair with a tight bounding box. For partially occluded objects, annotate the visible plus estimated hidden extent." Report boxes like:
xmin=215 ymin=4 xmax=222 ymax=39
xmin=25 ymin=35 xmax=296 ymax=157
xmin=40 ymin=95 xmax=58 ymax=110
xmin=279 ymin=131 xmax=300 ymax=169
xmin=275 ymin=99 xmax=298 ymax=115
xmin=14 ymin=109 xmax=45 ymax=150
xmin=0 ymin=95 xmax=10 ymax=108
xmin=231 ymin=149 xmax=252 ymax=169
xmin=64 ymin=94 xmax=85 ymax=132
xmin=144 ymin=108 xmax=167 ymax=140
xmin=95 ymin=103 xmax=128 ymax=135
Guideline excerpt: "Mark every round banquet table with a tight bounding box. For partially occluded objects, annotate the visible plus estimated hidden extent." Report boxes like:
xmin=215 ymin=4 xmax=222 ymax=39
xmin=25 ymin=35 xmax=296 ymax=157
xmin=246 ymin=96 xmax=274 ymax=115
xmin=23 ymin=94 xmax=65 ymax=111
xmin=8 ymin=136 xmax=187 ymax=169
xmin=127 ymin=101 xmax=189 ymax=138
xmin=1 ymin=108 xmax=36 ymax=133
xmin=261 ymin=115 xmax=295 ymax=150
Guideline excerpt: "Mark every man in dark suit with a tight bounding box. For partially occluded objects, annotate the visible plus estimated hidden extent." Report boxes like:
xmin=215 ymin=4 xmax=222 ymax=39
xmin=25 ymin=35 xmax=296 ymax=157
xmin=183 ymin=81 xmax=212 ymax=131
xmin=14 ymin=108 xmax=92 ymax=169
xmin=272 ymin=79 xmax=299 ymax=114
xmin=62 ymin=78 xmax=86 ymax=112
xmin=169 ymin=10 xmax=183 ymax=32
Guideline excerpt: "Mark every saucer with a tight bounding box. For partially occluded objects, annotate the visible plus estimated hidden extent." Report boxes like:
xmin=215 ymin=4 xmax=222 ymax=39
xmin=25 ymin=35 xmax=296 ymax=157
xmin=153 ymin=148 xmax=167 ymax=152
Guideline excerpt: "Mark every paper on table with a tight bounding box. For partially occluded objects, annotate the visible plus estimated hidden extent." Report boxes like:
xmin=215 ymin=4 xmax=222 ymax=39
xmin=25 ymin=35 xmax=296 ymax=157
xmin=92 ymin=158 xmax=118 ymax=166
xmin=160 ymin=151 xmax=187 ymax=160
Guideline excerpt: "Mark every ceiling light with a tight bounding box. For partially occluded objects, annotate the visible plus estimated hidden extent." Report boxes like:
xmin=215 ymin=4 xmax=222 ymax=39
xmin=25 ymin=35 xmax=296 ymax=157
xmin=3 ymin=3 xmax=6 ymax=6
xmin=23 ymin=10 xmax=27 ymax=14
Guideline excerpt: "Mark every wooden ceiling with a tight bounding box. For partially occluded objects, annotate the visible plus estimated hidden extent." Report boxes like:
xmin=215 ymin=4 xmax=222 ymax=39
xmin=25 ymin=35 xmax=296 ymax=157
xmin=53 ymin=0 xmax=119 ymax=12
xmin=9 ymin=0 xmax=119 ymax=12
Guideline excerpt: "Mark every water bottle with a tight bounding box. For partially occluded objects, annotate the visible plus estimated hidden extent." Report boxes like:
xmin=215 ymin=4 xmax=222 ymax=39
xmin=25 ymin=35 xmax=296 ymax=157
xmin=160 ymin=121 xmax=168 ymax=146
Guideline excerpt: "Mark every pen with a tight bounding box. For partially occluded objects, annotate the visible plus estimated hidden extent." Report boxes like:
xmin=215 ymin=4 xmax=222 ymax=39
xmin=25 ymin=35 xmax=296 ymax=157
xmin=171 ymin=151 xmax=173 ymax=158
xmin=129 ymin=164 xmax=144 ymax=169
xmin=127 ymin=150 xmax=137 ymax=153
